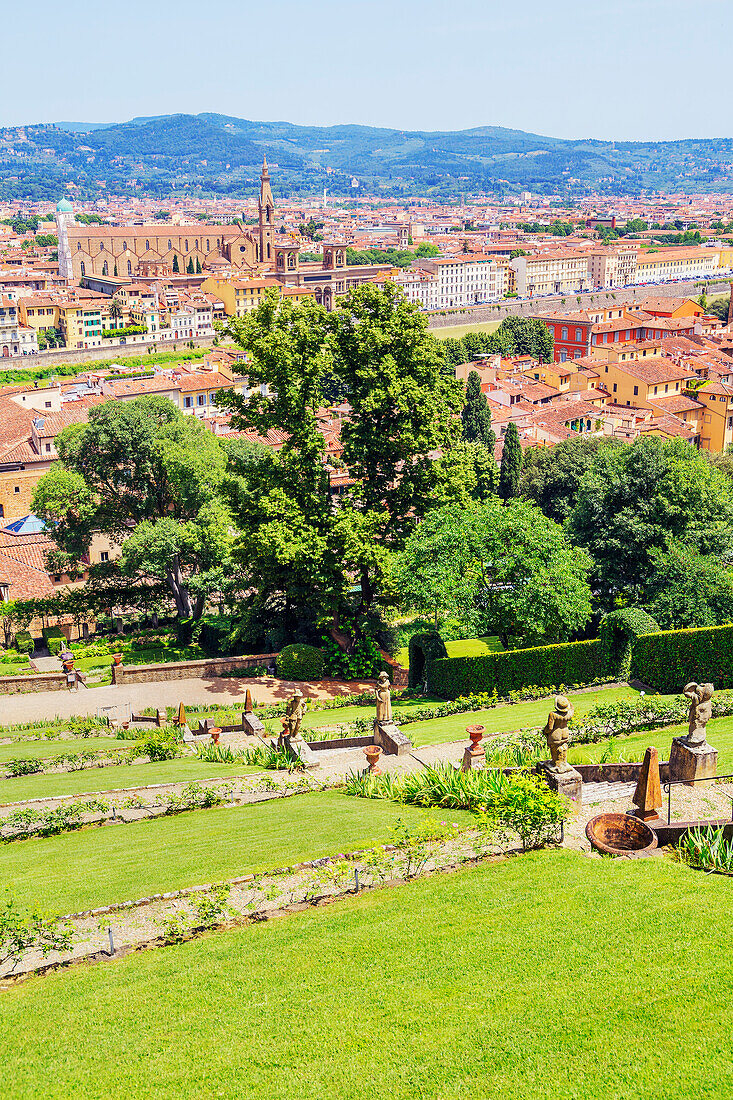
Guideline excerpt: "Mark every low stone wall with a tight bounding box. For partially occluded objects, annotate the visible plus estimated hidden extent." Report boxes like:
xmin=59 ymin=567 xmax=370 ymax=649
xmin=572 ymin=761 xmax=671 ymax=784
xmin=111 ymin=653 xmax=276 ymax=685
xmin=0 ymin=670 xmax=68 ymax=694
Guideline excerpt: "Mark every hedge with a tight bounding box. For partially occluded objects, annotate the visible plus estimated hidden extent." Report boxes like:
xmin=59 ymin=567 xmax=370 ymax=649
xmin=408 ymin=632 xmax=448 ymax=689
xmin=428 ymin=639 xmax=607 ymax=699
xmin=42 ymin=626 xmax=67 ymax=656
xmin=599 ymin=609 xmax=659 ymax=680
xmin=632 ymin=624 xmax=733 ymax=695
xmin=14 ymin=630 xmax=34 ymax=655
xmin=277 ymin=644 xmax=325 ymax=682
xmin=199 ymin=615 xmax=235 ymax=657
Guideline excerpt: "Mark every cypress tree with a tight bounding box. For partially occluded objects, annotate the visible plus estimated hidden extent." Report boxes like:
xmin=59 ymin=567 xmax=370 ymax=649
xmin=462 ymin=370 xmax=495 ymax=454
xmin=195 ymin=257 xmax=202 ymax=274
xmin=172 ymin=254 xmax=180 ymax=273
xmin=498 ymin=421 xmax=522 ymax=502
xmin=187 ymin=257 xmax=195 ymax=274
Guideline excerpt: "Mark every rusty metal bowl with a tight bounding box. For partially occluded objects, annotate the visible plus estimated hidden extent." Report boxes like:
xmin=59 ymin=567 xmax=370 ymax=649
xmin=586 ymin=813 xmax=658 ymax=857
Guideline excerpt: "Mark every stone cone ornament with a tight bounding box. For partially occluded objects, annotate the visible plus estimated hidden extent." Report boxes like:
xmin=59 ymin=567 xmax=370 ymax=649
xmin=177 ymin=702 xmax=186 ymax=727
xmin=632 ymin=746 xmax=663 ymax=821
xmin=244 ymin=689 xmax=253 ymax=715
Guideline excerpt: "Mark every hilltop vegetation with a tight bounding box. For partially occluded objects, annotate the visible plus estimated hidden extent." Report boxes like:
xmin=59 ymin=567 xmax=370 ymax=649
xmin=3 ymin=114 xmax=733 ymax=200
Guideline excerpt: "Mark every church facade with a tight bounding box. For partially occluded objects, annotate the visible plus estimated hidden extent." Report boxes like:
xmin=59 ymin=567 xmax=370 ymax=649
xmin=57 ymin=159 xmax=278 ymax=283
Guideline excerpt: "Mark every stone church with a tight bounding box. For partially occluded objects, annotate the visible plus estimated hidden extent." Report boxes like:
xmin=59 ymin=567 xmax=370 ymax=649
xmin=57 ymin=159 xmax=279 ymax=282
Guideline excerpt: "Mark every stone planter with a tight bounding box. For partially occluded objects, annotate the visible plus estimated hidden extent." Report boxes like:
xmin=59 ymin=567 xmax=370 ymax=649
xmin=210 ymin=727 xmax=222 ymax=745
xmin=112 ymin=653 xmax=123 ymax=666
xmin=364 ymin=744 xmax=383 ymax=774
xmin=466 ymin=724 xmax=485 ymax=750
xmin=585 ymin=813 xmax=658 ymax=857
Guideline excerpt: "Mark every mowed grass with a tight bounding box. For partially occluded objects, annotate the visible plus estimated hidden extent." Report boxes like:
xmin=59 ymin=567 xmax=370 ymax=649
xmin=430 ymin=319 xmax=502 ymax=339
xmin=5 ymin=851 xmax=733 ymax=1099
xmin=570 ymin=713 xmax=733 ymax=773
xmin=408 ymin=684 xmax=645 ymax=746
xmin=395 ymin=634 xmax=503 ymax=667
xmin=0 ymin=791 xmax=474 ymax=914
xmin=0 ymin=736 xmax=123 ymax=763
xmin=0 ymin=759 xmax=260 ymax=804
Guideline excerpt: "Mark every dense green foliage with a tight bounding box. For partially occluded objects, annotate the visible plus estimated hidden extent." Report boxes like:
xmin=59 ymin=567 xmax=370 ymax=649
xmin=429 ymin=639 xmax=605 ymax=698
xmin=41 ymin=627 xmax=67 ymax=656
xmin=632 ymin=624 xmax=733 ymax=694
xmin=396 ymin=500 xmax=592 ymax=648
xmin=598 ymin=609 xmax=659 ymax=679
xmin=498 ymin=422 xmax=522 ymax=501
xmin=441 ymin=315 xmax=553 ymax=366
xmin=461 ymin=370 xmax=494 ymax=450
xmin=277 ymin=644 xmax=325 ymax=681
xmin=521 ymin=437 xmax=621 ymax=524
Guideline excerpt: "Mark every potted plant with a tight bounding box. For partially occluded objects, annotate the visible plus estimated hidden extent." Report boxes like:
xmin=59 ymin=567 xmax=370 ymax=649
xmin=210 ymin=727 xmax=222 ymax=745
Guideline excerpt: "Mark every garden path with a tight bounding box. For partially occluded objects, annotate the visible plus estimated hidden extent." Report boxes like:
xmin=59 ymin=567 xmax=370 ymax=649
xmin=0 ymin=675 xmax=375 ymax=725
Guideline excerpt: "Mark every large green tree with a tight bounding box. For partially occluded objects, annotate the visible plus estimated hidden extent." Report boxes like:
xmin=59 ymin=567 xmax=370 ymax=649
xmin=32 ymin=397 xmax=232 ymax=621
xmin=395 ymin=500 xmax=592 ymax=647
xmin=568 ymin=436 xmax=733 ymax=606
xmin=521 ymin=437 xmax=622 ymax=525
xmin=461 ymin=370 xmax=495 ymax=452
xmin=644 ymin=542 xmax=733 ymax=630
xmin=498 ymin=422 xmax=522 ymax=502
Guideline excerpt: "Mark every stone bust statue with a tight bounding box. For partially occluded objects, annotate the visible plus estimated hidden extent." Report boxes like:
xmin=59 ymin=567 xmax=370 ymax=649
xmin=683 ymin=682 xmax=714 ymax=747
xmin=543 ymin=694 xmax=575 ymax=774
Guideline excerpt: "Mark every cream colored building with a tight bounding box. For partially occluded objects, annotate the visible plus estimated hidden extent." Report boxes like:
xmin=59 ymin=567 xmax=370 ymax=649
xmin=510 ymin=251 xmax=591 ymax=297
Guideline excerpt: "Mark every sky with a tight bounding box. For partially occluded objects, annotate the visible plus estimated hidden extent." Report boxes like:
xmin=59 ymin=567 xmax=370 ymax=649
xmin=1 ymin=0 xmax=730 ymax=141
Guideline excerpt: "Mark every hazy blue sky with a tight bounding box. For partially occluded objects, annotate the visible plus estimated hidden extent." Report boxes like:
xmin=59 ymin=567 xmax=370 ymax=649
xmin=2 ymin=0 xmax=729 ymax=140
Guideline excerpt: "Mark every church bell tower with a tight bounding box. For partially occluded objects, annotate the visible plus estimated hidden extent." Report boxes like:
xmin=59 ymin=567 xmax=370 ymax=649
xmin=258 ymin=156 xmax=275 ymax=265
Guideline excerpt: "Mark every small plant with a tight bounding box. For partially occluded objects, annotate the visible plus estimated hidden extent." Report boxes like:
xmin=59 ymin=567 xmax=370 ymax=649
xmin=196 ymin=743 xmax=242 ymax=764
xmin=132 ymin=727 xmax=181 ymax=762
xmin=4 ymin=758 xmax=43 ymax=778
xmin=677 ymin=826 xmax=733 ymax=874
xmin=0 ymin=890 xmax=74 ymax=973
xmin=190 ymin=883 xmax=236 ymax=928
xmin=243 ymin=743 xmax=305 ymax=772
xmin=157 ymin=911 xmax=190 ymax=945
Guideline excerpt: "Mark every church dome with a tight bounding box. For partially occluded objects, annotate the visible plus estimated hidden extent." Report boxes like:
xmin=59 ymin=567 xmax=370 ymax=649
xmin=56 ymin=198 xmax=73 ymax=212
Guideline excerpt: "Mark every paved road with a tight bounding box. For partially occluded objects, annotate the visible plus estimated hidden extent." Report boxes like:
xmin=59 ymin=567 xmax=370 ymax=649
xmin=1 ymin=675 xmax=376 ymax=726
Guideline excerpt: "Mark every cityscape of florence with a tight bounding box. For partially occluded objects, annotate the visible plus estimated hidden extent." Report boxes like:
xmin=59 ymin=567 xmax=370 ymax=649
xmin=1 ymin=1 xmax=733 ymax=1096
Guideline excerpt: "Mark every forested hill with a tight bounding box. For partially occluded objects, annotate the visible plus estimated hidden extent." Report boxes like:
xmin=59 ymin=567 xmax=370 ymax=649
xmin=2 ymin=113 xmax=733 ymax=200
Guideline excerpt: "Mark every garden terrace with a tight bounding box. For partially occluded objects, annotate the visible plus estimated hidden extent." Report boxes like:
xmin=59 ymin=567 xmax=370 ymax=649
xmin=4 ymin=852 xmax=733 ymax=1098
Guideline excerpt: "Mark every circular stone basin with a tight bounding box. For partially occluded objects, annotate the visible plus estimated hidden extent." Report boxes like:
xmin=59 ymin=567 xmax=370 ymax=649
xmin=585 ymin=813 xmax=658 ymax=857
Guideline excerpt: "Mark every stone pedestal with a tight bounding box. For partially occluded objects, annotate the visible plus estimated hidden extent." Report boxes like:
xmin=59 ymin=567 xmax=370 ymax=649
xmin=373 ymin=720 xmax=412 ymax=756
xmin=282 ymin=734 xmax=319 ymax=768
xmin=461 ymin=745 xmax=485 ymax=772
xmin=539 ymin=763 xmax=583 ymax=803
xmin=669 ymin=738 xmax=718 ymax=787
xmin=242 ymin=712 xmax=265 ymax=737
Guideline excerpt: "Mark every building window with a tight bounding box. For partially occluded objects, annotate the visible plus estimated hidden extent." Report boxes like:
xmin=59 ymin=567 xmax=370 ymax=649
xmin=77 ymin=242 xmax=81 ymax=250
xmin=80 ymin=262 xmax=85 ymax=276
xmin=127 ymin=260 xmax=132 ymax=275
xmin=185 ymin=240 xmax=189 ymax=252
xmin=145 ymin=240 xmax=150 ymax=251
xmin=633 ymin=386 xmax=638 ymax=396
xmin=14 ymin=486 xmax=19 ymax=493
xmin=184 ymin=396 xmax=193 ymax=408
xmin=100 ymin=551 xmax=109 ymax=563
xmin=102 ymin=262 xmax=108 ymax=276
xmin=575 ymin=328 xmax=582 ymax=341
xmin=168 ymin=240 xmax=172 ymax=251
xmin=613 ymin=383 xmax=617 ymax=392
xmin=559 ymin=350 xmax=567 ymax=362
xmin=123 ymin=241 xmax=127 ymax=251
xmin=206 ymin=239 xmax=210 ymax=251
xmin=197 ymin=394 xmax=206 ymax=405
xmin=45 ymin=401 xmax=51 ymax=408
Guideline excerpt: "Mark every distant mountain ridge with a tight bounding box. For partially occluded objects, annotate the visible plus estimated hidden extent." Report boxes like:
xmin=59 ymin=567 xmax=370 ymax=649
xmin=3 ymin=113 xmax=733 ymax=201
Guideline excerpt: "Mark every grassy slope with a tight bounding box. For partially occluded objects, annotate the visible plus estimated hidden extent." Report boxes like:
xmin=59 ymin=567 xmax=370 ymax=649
xmin=430 ymin=319 xmax=503 ymax=339
xmin=408 ymin=685 xmax=645 ymax=746
xmin=0 ymin=759 xmax=259 ymax=804
xmin=569 ymin=713 xmax=733 ymax=773
xmin=4 ymin=851 xmax=733 ymax=1099
xmin=0 ymin=736 xmax=124 ymax=763
xmin=0 ymin=792 xmax=474 ymax=914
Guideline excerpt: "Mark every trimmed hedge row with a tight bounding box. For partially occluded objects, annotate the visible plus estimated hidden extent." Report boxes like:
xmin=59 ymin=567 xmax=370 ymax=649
xmin=428 ymin=639 xmax=606 ymax=699
xmin=632 ymin=624 xmax=733 ymax=695
xmin=277 ymin=644 xmax=325 ymax=681
xmin=42 ymin=626 xmax=67 ymax=656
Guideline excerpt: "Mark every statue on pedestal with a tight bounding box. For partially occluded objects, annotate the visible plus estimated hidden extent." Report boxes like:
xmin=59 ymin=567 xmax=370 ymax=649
xmin=375 ymin=672 xmax=392 ymax=724
xmin=682 ymin=682 xmax=714 ymax=748
xmin=543 ymin=695 xmax=575 ymax=774
xmin=283 ymin=689 xmax=306 ymax=740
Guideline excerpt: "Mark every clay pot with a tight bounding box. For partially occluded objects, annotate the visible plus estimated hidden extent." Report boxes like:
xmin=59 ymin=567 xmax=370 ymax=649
xmin=112 ymin=653 xmax=123 ymax=666
xmin=210 ymin=727 xmax=222 ymax=745
xmin=466 ymin=724 xmax=485 ymax=750
xmin=61 ymin=657 xmax=75 ymax=673
xmin=364 ymin=744 xmax=383 ymax=774
xmin=585 ymin=813 xmax=658 ymax=857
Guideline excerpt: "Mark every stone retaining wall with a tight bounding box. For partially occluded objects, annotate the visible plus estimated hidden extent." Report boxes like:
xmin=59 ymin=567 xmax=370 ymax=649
xmin=111 ymin=653 xmax=276 ymax=685
xmin=0 ymin=670 xmax=68 ymax=694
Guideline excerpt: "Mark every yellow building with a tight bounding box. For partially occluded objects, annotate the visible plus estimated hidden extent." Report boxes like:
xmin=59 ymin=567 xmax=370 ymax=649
xmin=689 ymin=381 xmax=733 ymax=452
xmin=633 ymin=247 xmax=721 ymax=284
xmin=200 ymin=277 xmax=315 ymax=318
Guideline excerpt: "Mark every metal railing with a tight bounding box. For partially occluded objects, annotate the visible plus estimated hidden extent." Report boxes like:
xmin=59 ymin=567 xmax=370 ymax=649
xmin=663 ymin=771 xmax=733 ymax=825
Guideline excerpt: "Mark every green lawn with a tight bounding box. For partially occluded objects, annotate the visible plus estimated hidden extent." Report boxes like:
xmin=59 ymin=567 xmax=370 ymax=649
xmin=431 ymin=319 xmax=502 ymax=339
xmin=570 ymin=713 xmax=733 ymax=773
xmin=0 ymin=791 xmax=474 ymax=914
xmin=4 ymin=851 xmax=733 ymax=1098
xmin=408 ymin=684 xmax=645 ymax=746
xmin=0 ymin=759 xmax=260 ymax=804
xmin=302 ymin=694 xmax=446 ymax=731
xmin=0 ymin=736 xmax=123 ymax=763
xmin=444 ymin=635 xmax=504 ymax=657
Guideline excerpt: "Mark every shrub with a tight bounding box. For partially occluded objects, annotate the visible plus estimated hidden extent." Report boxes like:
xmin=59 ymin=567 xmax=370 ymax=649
xmin=599 ymin=609 xmax=659 ymax=679
xmin=631 ymin=624 xmax=733 ymax=694
xmin=408 ymin=632 xmax=448 ymax=689
xmin=0 ymin=891 xmax=74 ymax=973
xmin=131 ymin=727 xmax=180 ymax=762
xmin=14 ymin=631 xmax=34 ymax=655
xmin=4 ymin=758 xmax=43 ymax=778
xmin=428 ymin=639 xmax=607 ymax=699
xmin=277 ymin=644 xmax=325 ymax=681
xmin=42 ymin=627 xmax=67 ymax=656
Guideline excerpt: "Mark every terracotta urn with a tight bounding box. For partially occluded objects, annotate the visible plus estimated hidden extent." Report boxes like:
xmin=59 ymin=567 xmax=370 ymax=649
xmin=210 ymin=727 xmax=222 ymax=745
xmin=466 ymin=724 xmax=485 ymax=750
xmin=364 ymin=744 xmax=383 ymax=774
xmin=112 ymin=653 xmax=123 ymax=666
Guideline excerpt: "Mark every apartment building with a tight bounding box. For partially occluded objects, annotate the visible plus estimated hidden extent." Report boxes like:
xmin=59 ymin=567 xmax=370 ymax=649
xmin=510 ymin=251 xmax=591 ymax=297
xmin=632 ymin=247 xmax=722 ymax=285
xmin=0 ymin=297 xmax=38 ymax=357
xmin=588 ymin=243 xmax=639 ymax=288
xmin=412 ymin=256 xmax=502 ymax=308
